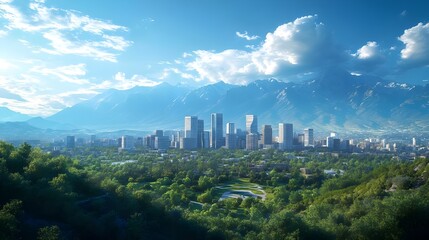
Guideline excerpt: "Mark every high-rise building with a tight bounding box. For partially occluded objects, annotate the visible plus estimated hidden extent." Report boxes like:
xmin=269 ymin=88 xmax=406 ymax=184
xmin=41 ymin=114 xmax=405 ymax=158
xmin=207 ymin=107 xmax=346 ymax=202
xmin=197 ymin=119 xmax=205 ymax=148
xmin=151 ymin=130 xmax=170 ymax=150
xmin=154 ymin=130 xmax=163 ymax=138
xmin=184 ymin=116 xmax=198 ymax=139
xmin=226 ymin=122 xmax=235 ymax=135
xmin=66 ymin=136 xmax=75 ymax=148
xmin=210 ymin=113 xmax=223 ymax=149
xmin=261 ymin=125 xmax=273 ymax=145
xmin=203 ymin=131 xmax=210 ymax=149
xmin=297 ymin=133 xmax=305 ymax=146
xmin=246 ymin=133 xmax=259 ymax=150
xmin=304 ymin=128 xmax=314 ymax=147
xmin=226 ymin=134 xmax=237 ymax=149
xmin=246 ymin=115 xmax=258 ymax=134
xmin=183 ymin=116 xmax=198 ymax=149
xmin=121 ymin=135 xmax=134 ymax=150
xmin=236 ymin=128 xmax=247 ymax=149
xmin=278 ymin=123 xmax=293 ymax=150
xmin=155 ymin=136 xmax=170 ymax=150
xmin=326 ymin=136 xmax=334 ymax=149
xmin=225 ymin=122 xmax=236 ymax=149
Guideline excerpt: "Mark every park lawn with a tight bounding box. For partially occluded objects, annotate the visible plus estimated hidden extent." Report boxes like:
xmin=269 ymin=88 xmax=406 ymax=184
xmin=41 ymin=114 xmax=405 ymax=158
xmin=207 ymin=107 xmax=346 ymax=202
xmin=213 ymin=178 xmax=268 ymax=200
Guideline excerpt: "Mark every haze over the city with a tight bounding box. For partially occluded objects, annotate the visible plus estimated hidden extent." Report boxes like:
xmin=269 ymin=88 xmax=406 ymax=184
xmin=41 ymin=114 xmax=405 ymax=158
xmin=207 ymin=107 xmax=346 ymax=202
xmin=0 ymin=0 xmax=428 ymax=118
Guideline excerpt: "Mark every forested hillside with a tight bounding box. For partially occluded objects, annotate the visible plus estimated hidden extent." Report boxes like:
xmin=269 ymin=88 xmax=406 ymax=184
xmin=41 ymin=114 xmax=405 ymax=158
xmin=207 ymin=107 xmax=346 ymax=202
xmin=1 ymin=142 xmax=429 ymax=239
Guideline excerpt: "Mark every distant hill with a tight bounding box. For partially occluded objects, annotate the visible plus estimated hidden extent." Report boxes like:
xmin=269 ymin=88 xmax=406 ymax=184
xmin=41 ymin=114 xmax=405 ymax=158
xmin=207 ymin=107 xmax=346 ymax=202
xmin=46 ymin=69 xmax=429 ymax=133
xmin=0 ymin=107 xmax=31 ymax=122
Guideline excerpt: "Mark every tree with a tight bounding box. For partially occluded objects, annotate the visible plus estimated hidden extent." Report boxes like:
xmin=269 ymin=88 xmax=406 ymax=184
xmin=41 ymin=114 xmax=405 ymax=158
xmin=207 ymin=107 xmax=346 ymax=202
xmin=0 ymin=200 xmax=22 ymax=240
xmin=37 ymin=225 xmax=61 ymax=240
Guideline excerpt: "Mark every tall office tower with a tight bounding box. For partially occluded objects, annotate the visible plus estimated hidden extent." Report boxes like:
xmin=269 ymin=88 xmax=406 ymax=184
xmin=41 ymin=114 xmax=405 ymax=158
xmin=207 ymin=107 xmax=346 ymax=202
xmin=155 ymin=136 xmax=170 ymax=150
xmin=225 ymin=122 xmax=237 ymax=149
xmin=326 ymin=136 xmax=334 ymax=149
xmin=197 ymin=119 xmax=205 ymax=148
xmin=66 ymin=136 xmax=75 ymax=148
xmin=278 ymin=123 xmax=293 ymax=150
xmin=121 ymin=135 xmax=134 ymax=150
xmin=203 ymin=131 xmax=210 ymax=149
xmin=297 ymin=134 xmax=305 ymax=147
xmin=90 ymin=135 xmax=96 ymax=144
xmin=226 ymin=122 xmax=235 ymax=135
xmin=412 ymin=137 xmax=417 ymax=147
xmin=183 ymin=116 xmax=198 ymax=149
xmin=246 ymin=133 xmax=259 ymax=150
xmin=226 ymin=134 xmax=237 ymax=149
xmin=246 ymin=115 xmax=258 ymax=134
xmin=261 ymin=125 xmax=273 ymax=145
xmin=154 ymin=130 xmax=163 ymax=137
xmin=304 ymin=128 xmax=314 ymax=147
xmin=236 ymin=128 xmax=247 ymax=149
xmin=184 ymin=116 xmax=198 ymax=138
xmin=210 ymin=113 xmax=223 ymax=149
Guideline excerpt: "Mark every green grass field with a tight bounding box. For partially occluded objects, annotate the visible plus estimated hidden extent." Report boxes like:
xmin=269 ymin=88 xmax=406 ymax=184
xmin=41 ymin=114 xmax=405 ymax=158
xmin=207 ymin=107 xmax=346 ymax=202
xmin=214 ymin=178 xmax=267 ymax=200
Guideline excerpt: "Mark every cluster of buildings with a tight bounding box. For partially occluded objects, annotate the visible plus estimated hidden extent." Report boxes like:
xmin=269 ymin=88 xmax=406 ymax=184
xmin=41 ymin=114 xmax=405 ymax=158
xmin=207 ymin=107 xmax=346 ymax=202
xmin=137 ymin=114 xmax=314 ymax=151
xmin=56 ymin=114 xmax=426 ymax=156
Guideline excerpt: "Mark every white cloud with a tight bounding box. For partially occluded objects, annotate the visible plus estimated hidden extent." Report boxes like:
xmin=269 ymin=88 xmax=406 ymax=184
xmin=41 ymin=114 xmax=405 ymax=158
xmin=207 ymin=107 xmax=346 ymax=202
xmin=352 ymin=41 xmax=381 ymax=60
xmin=0 ymin=0 xmax=131 ymax=62
xmin=40 ymin=30 xmax=124 ymax=62
xmin=0 ymin=29 xmax=7 ymax=37
xmin=0 ymin=58 xmax=16 ymax=70
xmin=187 ymin=49 xmax=255 ymax=84
xmin=186 ymin=15 xmax=344 ymax=84
xmin=399 ymin=22 xmax=429 ymax=68
xmin=30 ymin=63 xmax=89 ymax=85
xmin=159 ymin=68 xmax=195 ymax=81
xmin=0 ymin=66 xmax=162 ymax=116
xmin=95 ymin=72 xmax=161 ymax=90
xmin=236 ymin=31 xmax=259 ymax=41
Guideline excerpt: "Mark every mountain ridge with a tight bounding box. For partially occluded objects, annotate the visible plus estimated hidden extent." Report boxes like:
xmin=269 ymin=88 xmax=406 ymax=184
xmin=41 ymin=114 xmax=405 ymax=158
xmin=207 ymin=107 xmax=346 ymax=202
xmin=43 ymin=71 xmax=429 ymax=133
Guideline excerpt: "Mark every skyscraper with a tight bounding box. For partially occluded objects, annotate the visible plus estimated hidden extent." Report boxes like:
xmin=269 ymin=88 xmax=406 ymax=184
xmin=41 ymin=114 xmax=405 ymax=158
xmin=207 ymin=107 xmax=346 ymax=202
xmin=210 ymin=113 xmax=223 ymax=149
xmin=183 ymin=116 xmax=198 ymax=149
xmin=121 ymin=135 xmax=134 ymax=150
xmin=197 ymin=119 xmax=205 ymax=148
xmin=246 ymin=133 xmax=259 ymax=150
xmin=226 ymin=122 xmax=236 ymax=149
xmin=261 ymin=125 xmax=273 ymax=145
xmin=304 ymin=128 xmax=314 ymax=147
xmin=66 ymin=136 xmax=75 ymax=148
xmin=278 ymin=123 xmax=293 ymax=150
xmin=184 ymin=116 xmax=198 ymax=139
xmin=246 ymin=115 xmax=258 ymax=134
xmin=226 ymin=122 xmax=235 ymax=135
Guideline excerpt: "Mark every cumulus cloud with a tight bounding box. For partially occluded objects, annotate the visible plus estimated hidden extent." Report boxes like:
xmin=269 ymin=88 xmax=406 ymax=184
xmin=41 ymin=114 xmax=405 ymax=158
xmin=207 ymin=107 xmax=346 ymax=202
xmin=186 ymin=15 xmax=344 ymax=84
xmin=0 ymin=0 xmax=131 ymax=62
xmin=352 ymin=41 xmax=381 ymax=60
xmin=351 ymin=41 xmax=386 ymax=72
xmin=236 ymin=31 xmax=259 ymax=41
xmin=398 ymin=22 xmax=429 ymax=69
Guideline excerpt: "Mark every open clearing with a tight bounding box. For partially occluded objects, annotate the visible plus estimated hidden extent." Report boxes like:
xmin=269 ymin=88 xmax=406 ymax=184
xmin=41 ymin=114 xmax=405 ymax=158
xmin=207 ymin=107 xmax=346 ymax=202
xmin=215 ymin=178 xmax=266 ymax=201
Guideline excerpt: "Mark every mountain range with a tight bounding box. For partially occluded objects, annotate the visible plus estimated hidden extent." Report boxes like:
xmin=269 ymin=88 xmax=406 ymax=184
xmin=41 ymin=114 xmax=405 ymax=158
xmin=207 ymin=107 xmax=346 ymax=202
xmin=1 ymin=69 xmax=428 ymax=139
xmin=47 ymin=69 xmax=429 ymax=133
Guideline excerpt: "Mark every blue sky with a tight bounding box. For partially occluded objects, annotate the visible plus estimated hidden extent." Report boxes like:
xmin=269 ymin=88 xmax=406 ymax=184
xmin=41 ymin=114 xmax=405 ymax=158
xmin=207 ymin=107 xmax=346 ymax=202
xmin=0 ymin=0 xmax=428 ymax=116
